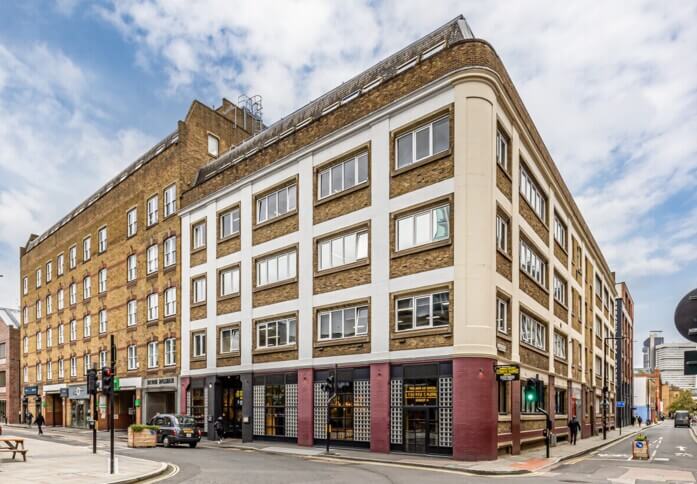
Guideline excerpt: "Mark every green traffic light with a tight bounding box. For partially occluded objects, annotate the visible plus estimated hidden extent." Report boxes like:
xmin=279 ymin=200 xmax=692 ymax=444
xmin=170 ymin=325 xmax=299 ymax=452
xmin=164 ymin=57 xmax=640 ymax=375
xmin=526 ymin=392 xmax=535 ymax=401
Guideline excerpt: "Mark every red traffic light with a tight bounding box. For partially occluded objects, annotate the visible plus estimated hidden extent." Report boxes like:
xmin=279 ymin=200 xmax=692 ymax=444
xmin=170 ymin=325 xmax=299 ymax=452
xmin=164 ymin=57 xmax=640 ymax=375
xmin=102 ymin=367 xmax=112 ymax=377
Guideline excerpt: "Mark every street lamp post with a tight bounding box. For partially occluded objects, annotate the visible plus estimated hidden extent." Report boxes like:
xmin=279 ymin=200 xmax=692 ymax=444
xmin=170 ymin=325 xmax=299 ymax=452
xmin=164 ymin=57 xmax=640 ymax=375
xmin=603 ymin=336 xmax=627 ymax=440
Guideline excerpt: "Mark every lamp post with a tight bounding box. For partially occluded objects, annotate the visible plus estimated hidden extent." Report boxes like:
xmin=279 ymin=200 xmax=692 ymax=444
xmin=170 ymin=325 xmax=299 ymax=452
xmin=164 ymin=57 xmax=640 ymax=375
xmin=603 ymin=336 xmax=627 ymax=440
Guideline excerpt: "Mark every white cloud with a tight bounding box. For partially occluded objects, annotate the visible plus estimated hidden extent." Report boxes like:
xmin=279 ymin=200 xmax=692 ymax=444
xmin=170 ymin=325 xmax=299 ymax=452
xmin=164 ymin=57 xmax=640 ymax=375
xmin=0 ymin=42 xmax=154 ymax=307
xmin=97 ymin=1 xmax=697 ymax=284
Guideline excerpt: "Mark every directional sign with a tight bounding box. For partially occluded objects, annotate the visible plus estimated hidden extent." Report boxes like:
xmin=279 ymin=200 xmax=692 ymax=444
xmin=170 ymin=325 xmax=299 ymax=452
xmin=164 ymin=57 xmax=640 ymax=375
xmin=616 ymin=401 xmax=625 ymax=408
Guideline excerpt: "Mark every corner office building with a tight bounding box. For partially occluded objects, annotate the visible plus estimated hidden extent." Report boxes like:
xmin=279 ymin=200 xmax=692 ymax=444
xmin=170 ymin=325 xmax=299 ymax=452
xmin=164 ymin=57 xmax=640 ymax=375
xmin=179 ymin=16 xmax=618 ymax=460
xmin=19 ymin=99 xmax=255 ymax=428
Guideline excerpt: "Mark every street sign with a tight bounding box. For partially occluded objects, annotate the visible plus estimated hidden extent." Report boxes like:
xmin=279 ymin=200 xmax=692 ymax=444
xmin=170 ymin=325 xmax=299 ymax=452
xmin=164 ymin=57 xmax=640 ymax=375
xmin=617 ymin=401 xmax=625 ymax=408
xmin=684 ymin=351 xmax=697 ymax=376
xmin=495 ymin=365 xmax=520 ymax=381
xmin=113 ymin=377 xmax=120 ymax=392
xmin=674 ymin=288 xmax=697 ymax=343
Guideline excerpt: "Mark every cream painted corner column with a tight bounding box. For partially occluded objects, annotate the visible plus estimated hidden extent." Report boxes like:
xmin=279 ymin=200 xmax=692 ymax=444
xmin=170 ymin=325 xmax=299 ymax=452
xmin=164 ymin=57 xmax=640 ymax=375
xmin=452 ymin=79 xmax=497 ymax=358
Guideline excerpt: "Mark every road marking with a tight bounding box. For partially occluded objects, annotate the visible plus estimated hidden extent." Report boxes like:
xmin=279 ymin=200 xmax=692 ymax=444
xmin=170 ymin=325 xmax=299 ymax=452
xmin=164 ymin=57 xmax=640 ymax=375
xmin=653 ymin=457 xmax=670 ymax=462
xmin=677 ymin=446 xmax=686 ymax=452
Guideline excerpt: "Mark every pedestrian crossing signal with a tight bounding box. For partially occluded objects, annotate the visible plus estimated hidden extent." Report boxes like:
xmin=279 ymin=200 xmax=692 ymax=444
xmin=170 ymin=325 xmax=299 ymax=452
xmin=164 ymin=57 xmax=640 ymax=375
xmin=524 ymin=379 xmax=541 ymax=404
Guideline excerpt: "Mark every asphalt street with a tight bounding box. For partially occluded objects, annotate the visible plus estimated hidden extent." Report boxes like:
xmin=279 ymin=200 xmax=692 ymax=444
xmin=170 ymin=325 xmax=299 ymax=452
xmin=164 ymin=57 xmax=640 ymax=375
xmin=6 ymin=422 xmax=697 ymax=483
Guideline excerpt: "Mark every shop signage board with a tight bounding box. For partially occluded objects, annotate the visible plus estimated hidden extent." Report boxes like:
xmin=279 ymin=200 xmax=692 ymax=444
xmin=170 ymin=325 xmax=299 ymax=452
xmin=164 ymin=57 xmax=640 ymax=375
xmin=69 ymin=385 xmax=90 ymax=400
xmin=145 ymin=377 xmax=176 ymax=387
xmin=60 ymin=388 xmax=69 ymax=397
xmin=24 ymin=385 xmax=39 ymax=396
xmin=404 ymin=384 xmax=438 ymax=406
xmin=495 ymin=365 xmax=520 ymax=381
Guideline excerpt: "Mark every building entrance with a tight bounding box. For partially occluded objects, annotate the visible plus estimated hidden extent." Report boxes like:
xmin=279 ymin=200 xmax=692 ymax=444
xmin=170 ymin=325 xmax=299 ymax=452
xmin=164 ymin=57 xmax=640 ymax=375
xmin=71 ymin=400 xmax=90 ymax=428
xmin=220 ymin=376 xmax=243 ymax=437
xmin=404 ymin=407 xmax=438 ymax=454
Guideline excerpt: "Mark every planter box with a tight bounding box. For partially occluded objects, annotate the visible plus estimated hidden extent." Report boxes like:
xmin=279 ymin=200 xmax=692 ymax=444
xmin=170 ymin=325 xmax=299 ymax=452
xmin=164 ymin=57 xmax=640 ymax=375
xmin=127 ymin=427 xmax=157 ymax=448
xmin=632 ymin=440 xmax=650 ymax=460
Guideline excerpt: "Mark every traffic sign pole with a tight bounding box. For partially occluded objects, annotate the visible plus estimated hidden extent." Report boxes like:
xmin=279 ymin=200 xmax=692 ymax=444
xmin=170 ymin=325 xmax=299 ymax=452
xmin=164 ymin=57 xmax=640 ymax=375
xmin=110 ymin=335 xmax=116 ymax=475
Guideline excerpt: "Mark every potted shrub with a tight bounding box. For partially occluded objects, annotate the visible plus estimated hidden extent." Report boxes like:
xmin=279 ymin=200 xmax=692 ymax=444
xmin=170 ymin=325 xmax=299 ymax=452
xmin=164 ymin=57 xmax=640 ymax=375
xmin=127 ymin=424 xmax=158 ymax=448
xmin=632 ymin=433 xmax=650 ymax=460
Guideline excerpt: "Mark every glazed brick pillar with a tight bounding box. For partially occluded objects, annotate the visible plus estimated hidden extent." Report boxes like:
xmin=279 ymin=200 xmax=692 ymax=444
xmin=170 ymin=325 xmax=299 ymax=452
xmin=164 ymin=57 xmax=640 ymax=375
xmin=581 ymin=384 xmax=590 ymax=439
xmin=179 ymin=376 xmax=190 ymax=415
xmin=297 ymin=368 xmax=314 ymax=446
xmin=453 ymin=357 xmax=497 ymax=461
xmin=370 ymin=362 xmax=390 ymax=453
xmin=511 ymin=379 xmax=521 ymax=455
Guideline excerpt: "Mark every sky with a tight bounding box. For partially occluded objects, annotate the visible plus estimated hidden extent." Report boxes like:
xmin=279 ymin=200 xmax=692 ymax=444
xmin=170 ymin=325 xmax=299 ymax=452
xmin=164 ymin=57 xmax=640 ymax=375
xmin=1 ymin=1 xmax=696 ymax=364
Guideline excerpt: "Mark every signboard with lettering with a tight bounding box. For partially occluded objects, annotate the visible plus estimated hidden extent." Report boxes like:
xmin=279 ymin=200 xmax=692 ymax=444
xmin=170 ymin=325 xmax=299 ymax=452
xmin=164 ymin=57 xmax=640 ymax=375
xmin=60 ymin=388 xmax=69 ymax=397
xmin=145 ymin=377 xmax=176 ymax=387
xmin=495 ymin=365 xmax=520 ymax=382
xmin=404 ymin=384 xmax=438 ymax=406
xmin=616 ymin=401 xmax=625 ymax=408
xmin=68 ymin=384 xmax=90 ymax=400
xmin=24 ymin=385 xmax=39 ymax=396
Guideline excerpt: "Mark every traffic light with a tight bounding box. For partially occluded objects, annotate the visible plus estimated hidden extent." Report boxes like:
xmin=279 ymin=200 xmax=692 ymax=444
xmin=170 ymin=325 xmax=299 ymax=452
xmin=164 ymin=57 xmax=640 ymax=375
xmin=523 ymin=378 xmax=544 ymax=406
xmin=321 ymin=374 xmax=335 ymax=396
xmin=102 ymin=367 xmax=113 ymax=395
xmin=87 ymin=368 xmax=98 ymax=395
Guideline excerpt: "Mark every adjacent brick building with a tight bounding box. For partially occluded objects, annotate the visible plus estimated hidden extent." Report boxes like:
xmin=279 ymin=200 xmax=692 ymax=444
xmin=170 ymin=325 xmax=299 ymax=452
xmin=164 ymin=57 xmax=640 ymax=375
xmin=614 ymin=281 xmax=634 ymax=428
xmin=19 ymin=100 xmax=254 ymax=428
xmin=178 ymin=15 xmax=618 ymax=460
xmin=0 ymin=308 xmax=20 ymax=423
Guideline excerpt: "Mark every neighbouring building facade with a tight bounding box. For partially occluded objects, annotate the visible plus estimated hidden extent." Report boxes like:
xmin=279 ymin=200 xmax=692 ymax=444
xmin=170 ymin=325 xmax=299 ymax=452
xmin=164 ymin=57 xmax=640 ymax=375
xmin=614 ymin=282 xmax=634 ymax=428
xmin=19 ymin=100 xmax=255 ymax=428
xmin=642 ymin=330 xmax=664 ymax=371
xmin=633 ymin=370 xmax=661 ymax=422
xmin=0 ymin=308 xmax=20 ymax=423
xmin=178 ymin=16 xmax=618 ymax=461
xmin=656 ymin=342 xmax=697 ymax=394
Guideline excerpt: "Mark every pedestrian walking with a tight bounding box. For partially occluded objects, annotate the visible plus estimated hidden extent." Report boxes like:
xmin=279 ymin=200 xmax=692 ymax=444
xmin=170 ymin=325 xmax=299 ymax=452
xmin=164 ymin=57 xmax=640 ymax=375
xmin=27 ymin=411 xmax=33 ymax=427
xmin=214 ymin=416 xmax=224 ymax=444
xmin=35 ymin=413 xmax=45 ymax=435
xmin=637 ymin=416 xmax=643 ymax=427
xmin=567 ymin=415 xmax=581 ymax=445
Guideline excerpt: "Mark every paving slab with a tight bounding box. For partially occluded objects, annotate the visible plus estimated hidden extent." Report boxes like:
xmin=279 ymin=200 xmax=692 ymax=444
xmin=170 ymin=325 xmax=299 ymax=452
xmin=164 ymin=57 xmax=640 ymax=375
xmin=0 ymin=433 xmax=166 ymax=484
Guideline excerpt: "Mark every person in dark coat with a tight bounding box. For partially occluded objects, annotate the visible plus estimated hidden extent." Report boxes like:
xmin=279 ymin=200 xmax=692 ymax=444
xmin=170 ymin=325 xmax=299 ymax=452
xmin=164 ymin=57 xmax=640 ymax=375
xmin=568 ymin=415 xmax=581 ymax=445
xmin=27 ymin=412 xmax=33 ymax=427
xmin=214 ymin=416 xmax=224 ymax=444
xmin=637 ymin=415 xmax=643 ymax=427
xmin=35 ymin=413 xmax=45 ymax=435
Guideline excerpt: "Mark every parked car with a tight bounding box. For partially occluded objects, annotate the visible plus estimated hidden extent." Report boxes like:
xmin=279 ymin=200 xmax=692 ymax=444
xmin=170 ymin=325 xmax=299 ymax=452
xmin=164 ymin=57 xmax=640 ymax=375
xmin=674 ymin=410 xmax=691 ymax=428
xmin=148 ymin=414 xmax=201 ymax=448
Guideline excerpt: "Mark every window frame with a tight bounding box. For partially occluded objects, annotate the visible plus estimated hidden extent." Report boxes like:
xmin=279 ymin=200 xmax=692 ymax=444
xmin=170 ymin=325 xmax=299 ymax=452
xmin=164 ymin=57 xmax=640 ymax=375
xmin=553 ymin=273 xmax=567 ymax=306
xmin=317 ymin=304 xmax=369 ymax=341
xmin=127 ymin=344 xmax=138 ymax=370
xmin=496 ymin=297 xmax=508 ymax=334
xmin=146 ymin=244 xmax=159 ymax=274
xmin=519 ymin=165 xmax=546 ymax=222
xmin=219 ymin=326 xmax=241 ymax=354
xmin=147 ymin=341 xmax=158 ymax=369
xmin=127 ymin=299 xmax=137 ymax=326
xmin=164 ymin=287 xmax=177 ymax=317
xmin=82 ymin=236 xmax=91 ymax=262
xmin=98 ymin=268 xmax=108 ymax=293
xmin=127 ymin=254 xmax=137 ymax=282
xmin=496 ymin=213 xmax=509 ymax=254
xmin=164 ymin=338 xmax=176 ymax=366
xmin=163 ymin=236 xmax=177 ymax=267
xmin=255 ymin=249 xmax=297 ymax=288
xmin=394 ymin=113 xmax=451 ymax=170
xmin=98 ymin=226 xmax=108 ymax=253
xmin=520 ymin=312 xmax=546 ymax=351
xmin=553 ymin=332 xmax=567 ymax=360
xmin=99 ymin=309 xmax=107 ymax=334
xmin=395 ymin=202 xmax=451 ymax=253
xmin=496 ymin=128 xmax=510 ymax=173
xmin=256 ymin=317 xmax=297 ymax=349
xmin=317 ymin=149 xmax=370 ymax=201
xmin=317 ymin=227 xmax=369 ymax=272
xmin=192 ymin=276 xmax=207 ymax=305
xmin=219 ymin=266 xmax=240 ymax=298
xmin=146 ymin=194 xmax=159 ymax=227
xmin=553 ymin=215 xmax=567 ymax=248
xmin=69 ymin=245 xmax=77 ymax=269
xmin=255 ymin=183 xmax=297 ymax=225
xmin=207 ymin=133 xmax=219 ymax=156
xmin=127 ymin=207 xmax=138 ymax=237
xmin=218 ymin=206 xmax=241 ymax=240
xmin=147 ymin=293 xmax=159 ymax=321
xmin=519 ymin=239 xmax=547 ymax=287
xmin=163 ymin=184 xmax=177 ymax=218
xmin=394 ymin=290 xmax=450 ymax=332
xmin=192 ymin=332 xmax=206 ymax=358
xmin=192 ymin=221 xmax=207 ymax=250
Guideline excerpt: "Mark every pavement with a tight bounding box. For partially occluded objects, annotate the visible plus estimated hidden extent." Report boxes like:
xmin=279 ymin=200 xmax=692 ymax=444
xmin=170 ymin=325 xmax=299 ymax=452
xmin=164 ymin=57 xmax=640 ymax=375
xmin=0 ymin=429 xmax=168 ymax=484
xmin=196 ymin=423 xmax=657 ymax=475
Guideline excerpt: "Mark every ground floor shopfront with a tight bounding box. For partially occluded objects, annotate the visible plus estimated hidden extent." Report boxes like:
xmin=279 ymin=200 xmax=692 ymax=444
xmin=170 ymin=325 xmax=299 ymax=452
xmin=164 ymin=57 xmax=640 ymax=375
xmin=183 ymin=357 xmax=614 ymax=460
